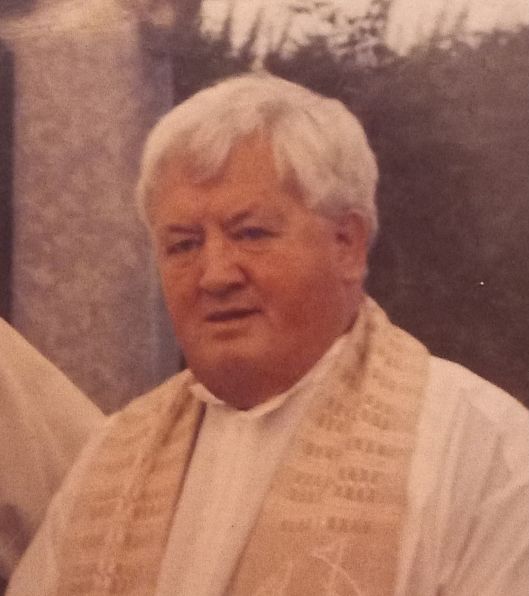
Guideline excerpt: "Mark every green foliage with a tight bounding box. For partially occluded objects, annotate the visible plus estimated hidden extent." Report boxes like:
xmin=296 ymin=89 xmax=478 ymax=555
xmin=360 ymin=27 xmax=529 ymax=405
xmin=170 ymin=7 xmax=261 ymax=103
xmin=169 ymin=2 xmax=529 ymax=405
xmin=0 ymin=0 xmax=36 ymax=17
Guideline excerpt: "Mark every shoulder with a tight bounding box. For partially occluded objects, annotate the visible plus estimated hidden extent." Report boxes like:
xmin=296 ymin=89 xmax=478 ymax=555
xmin=421 ymin=357 xmax=528 ymax=466
xmin=117 ymin=369 xmax=194 ymax=421
xmin=409 ymin=355 xmax=528 ymax=510
xmin=26 ymin=370 xmax=195 ymax=541
xmin=51 ymin=370 xmax=194 ymax=503
xmin=426 ymin=356 xmax=527 ymax=418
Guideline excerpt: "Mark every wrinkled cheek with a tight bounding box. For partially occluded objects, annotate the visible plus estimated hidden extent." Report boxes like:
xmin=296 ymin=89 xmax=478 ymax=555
xmin=167 ymin=307 xmax=198 ymax=341
xmin=278 ymin=293 xmax=315 ymax=332
xmin=283 ymin=283 xmax=335 ymax=336
xmin=162 ymin=295 xmax=181 ymax=330
xmin=159 ymin=273 xmax=175 ymax=307
xmin=159 ymin=288 xmax=197 ymax=344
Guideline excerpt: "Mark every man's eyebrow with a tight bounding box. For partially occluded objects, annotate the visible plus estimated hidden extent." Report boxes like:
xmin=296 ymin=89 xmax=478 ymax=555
xmin=224 ymin=209 xmax=255 ymax=227
xmin=224 ymin=204 xmax=284 ymax=228
xmin=163 ymin=224 xmax=202 ymax=235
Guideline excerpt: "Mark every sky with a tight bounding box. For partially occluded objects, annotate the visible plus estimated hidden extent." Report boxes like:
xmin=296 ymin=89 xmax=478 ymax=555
xmin=202 ymin=0 xmax=529 ymax=54
xmin=1 ymin=0 xmax=527 ymax=50
xmin=385 ymin=0 xmax=529 ymax=52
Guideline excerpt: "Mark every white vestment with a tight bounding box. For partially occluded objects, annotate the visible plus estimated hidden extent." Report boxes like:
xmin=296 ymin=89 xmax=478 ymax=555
xmin=7 ymin=345 xmax=529 ymax=595
xmin=0 ymin=319 xmax=104 ymax=580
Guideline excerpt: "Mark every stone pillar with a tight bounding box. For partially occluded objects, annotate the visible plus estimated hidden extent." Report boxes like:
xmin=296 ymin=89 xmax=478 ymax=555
xmin=3 ymin=1 xmax=179 ymax=412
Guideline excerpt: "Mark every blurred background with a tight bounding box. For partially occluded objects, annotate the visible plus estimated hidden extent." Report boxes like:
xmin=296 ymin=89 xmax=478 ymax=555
xmin=1 ymin=0 xmax=528 ymax=412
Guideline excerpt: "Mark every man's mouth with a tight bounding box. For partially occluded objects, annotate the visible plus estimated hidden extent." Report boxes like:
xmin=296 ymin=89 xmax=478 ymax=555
xmin=205 ymin=308 xmax=260 ymax=322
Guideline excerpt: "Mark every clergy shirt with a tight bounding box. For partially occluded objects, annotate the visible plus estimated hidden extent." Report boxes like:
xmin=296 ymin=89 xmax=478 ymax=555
xmin=155 ymin=335 xmax=348 ymax=596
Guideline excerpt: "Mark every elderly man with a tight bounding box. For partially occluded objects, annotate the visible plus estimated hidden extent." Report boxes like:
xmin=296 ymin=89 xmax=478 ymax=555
xmin=8 ymin=74 xmax=528 ymax=596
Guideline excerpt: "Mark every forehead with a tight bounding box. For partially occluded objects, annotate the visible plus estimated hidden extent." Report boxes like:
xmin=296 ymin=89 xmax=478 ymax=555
xmin=150 ymin=136 xmax=297 ymax=223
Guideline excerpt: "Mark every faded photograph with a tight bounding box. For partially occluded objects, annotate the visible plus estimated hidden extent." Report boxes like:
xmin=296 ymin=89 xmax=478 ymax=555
xmin=1 ymin=1 xmax=528 ymax=594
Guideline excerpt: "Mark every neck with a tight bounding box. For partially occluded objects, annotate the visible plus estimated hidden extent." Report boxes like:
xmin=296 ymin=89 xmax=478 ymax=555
xmin=194 ymin=327 xmax=356 ymax=410
xmin=196 ymin=365 xmax=304 ymax=410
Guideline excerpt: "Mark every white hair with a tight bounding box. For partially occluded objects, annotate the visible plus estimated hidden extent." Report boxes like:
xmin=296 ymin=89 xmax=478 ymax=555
xmin=137 ymin=73 xmax=379 ymax=240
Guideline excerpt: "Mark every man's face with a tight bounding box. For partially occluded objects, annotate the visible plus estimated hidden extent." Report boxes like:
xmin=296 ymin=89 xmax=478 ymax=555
xmin=150 ymin=136 xmax=367 ymax=408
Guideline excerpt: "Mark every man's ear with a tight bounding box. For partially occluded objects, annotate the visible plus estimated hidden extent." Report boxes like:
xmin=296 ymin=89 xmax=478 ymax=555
xmin=333 ymin=214 xmax=368 ymax=284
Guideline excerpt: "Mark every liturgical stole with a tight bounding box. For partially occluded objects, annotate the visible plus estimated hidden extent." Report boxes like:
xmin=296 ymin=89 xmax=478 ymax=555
xmin=56 ymin=299 xmax=429 ymax=596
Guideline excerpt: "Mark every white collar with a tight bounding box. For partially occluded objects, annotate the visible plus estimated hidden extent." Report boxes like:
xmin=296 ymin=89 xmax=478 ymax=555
xmin=189 ymin=332 xmax=349 ymax=421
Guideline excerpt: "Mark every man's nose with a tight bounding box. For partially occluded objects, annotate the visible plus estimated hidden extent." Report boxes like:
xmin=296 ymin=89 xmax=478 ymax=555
xmin=197 ymin=236 xmax=245 ymax=295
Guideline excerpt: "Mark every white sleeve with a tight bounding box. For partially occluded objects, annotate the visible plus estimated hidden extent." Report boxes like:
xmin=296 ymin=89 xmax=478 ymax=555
xmin=0 ymin=319 xmax=104 ymax=579
xmin=441 ymin=386 xmax=529 ymax=596
xmin=398 ymin=357 xmax=529 ymax=596
xmin=445 ymin=475 xmax=528 ymax=595
xmin=6 ymin=419 xmax=113 ymax=596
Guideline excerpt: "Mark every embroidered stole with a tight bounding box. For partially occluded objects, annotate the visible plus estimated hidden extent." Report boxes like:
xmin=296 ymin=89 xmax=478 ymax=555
xmin=57 ymin=299 xmax=428 ymax=595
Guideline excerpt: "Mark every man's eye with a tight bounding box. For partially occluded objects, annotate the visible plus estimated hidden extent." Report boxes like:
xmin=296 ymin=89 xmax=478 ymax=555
xmin=234 ymin=227 xmax=272 ymax=241
xmin=166 ymin=239 xmax=199 ymax=255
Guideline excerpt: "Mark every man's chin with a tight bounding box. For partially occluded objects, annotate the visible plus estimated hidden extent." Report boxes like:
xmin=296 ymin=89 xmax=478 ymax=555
xmin=190 ymin=350 xmax=256 ymax=376
xmin=187 ymin=347 xmax=270 ymax=390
